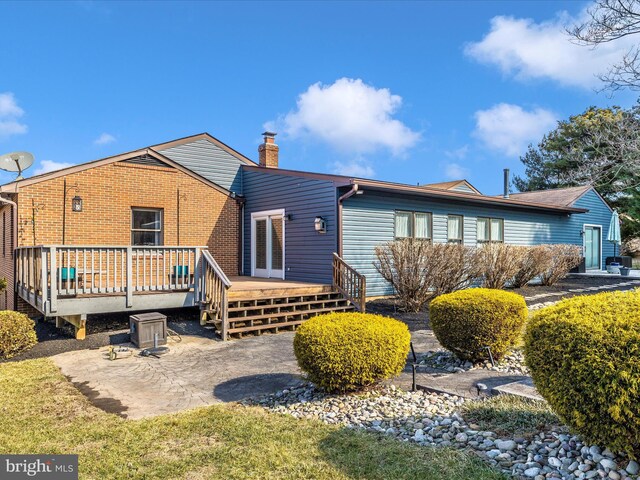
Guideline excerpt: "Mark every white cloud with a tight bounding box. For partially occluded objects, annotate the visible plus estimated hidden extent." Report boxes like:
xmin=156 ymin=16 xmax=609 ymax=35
xmin=465 ymin=10 xmax=635 ymax=89
xmin=0 ymin=92 xmax=27 ymax=139
xmin=332 ymin=159 xmax=375 ymax=178
xmin=444 ymin=162 xmax=470 ymax=180
xmin=444 ymin=145 xmax=469 ymax=160
xmin=473 ymin=103 xmax=557 ymax=157
xmin=94 ymin=132 xmax=116 ymax=145
xmin=34 ymin=160 xmax=75 ymax=176
xmin=273 ymin=78 xmax=420 ymax=155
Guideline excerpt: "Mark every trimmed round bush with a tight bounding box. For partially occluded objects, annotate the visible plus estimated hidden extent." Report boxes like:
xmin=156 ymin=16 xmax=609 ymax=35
xmin=0 ymin=311 xmax=37 ymax=359
xmin=429 ymin=288 xmax=527 ymax=362
xmin=293 ymin=312 xmax=410 ymax=393
xmin=524 ymin=289 xmax=640 ymax=457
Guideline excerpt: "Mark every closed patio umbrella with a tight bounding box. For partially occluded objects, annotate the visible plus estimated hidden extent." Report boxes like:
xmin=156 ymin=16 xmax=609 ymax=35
xmin=607 ymin=210 xmax=622 ymax=258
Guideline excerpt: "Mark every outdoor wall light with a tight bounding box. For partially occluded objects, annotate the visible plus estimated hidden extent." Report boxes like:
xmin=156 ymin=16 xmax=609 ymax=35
xmin=72 ymin=195 xmax=83 ymax=212
xmin=285 ymin=213 xmax=293 ymax=221
xmin=314 ymin=216 xmax=326 ymax=234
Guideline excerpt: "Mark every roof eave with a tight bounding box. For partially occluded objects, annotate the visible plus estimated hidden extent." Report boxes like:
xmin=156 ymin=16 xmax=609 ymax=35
xmin=353 ymin=181 xmax=588 ymax=214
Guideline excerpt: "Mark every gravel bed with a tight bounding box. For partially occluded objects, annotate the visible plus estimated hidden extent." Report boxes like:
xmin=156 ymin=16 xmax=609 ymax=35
xmin=418 ymin=349 xmax=529 ymax=375
xmin=247 ymin=384 xmax=640 ymax=479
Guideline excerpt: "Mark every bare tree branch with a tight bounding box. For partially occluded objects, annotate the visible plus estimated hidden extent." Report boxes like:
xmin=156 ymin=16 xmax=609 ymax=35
xmin=568 ymin=0 xmax=640 ymax=91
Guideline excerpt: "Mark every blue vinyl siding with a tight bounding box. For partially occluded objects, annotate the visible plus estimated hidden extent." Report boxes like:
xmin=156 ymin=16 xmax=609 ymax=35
xmin=158 ymin=139 xmax=246 ymax=194
xmin=451 ymin=184 xmax=476 ymax=194
xmin=342 ymin=188 xmax=614 ymax=297
xmin=242 ymin=169 xmax=338 ymax=283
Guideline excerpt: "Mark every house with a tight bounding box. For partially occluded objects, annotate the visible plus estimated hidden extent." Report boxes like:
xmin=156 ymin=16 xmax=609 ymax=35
xmin=0 ymin=132 xmax=614 ymax=339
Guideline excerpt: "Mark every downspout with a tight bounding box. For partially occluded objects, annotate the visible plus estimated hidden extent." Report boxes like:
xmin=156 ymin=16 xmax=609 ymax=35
xmin=0 ymin=194 xmax=18 ymax=310
xmin=236 ymin=195 xmax=245 ymax=276
xmin=337 ymin=183 xmax=359 ymax=257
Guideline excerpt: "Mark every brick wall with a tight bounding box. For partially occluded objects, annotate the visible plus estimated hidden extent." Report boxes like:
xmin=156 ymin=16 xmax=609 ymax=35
xmin=15 ymin=161 xmax=241 ymax=276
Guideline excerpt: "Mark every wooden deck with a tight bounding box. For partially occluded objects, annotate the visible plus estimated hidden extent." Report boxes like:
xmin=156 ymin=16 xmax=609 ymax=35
xmin=227 ymin=276 xmax=333 ymax=300
xmin=15 ymin=245 xmax=367 ymax=341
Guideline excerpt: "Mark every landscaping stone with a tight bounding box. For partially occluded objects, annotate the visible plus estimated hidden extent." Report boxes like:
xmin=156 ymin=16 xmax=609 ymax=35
xmin=418 ymin=348 xmax=529 ymax=375
xmin=248 ymin=383 xmax=640 ymax=480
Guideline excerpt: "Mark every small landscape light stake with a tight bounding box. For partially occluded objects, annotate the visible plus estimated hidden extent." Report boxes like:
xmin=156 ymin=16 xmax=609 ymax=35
xmin=483 ymin=346 xmax=496 ymax=367
xmin=410 ymin=341 xmax=418 ymax=392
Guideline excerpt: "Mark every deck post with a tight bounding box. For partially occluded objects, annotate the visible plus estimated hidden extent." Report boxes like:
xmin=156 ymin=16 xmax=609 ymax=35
xmin=126 ymin=246 xmax=133 ymax=308
xmin=221 ymin=287 xmax=228 ymax=341
xmin=50 ymin=247 xmax=57 ymax=314
xmin=40 ymin=248 xmax=48 ymax=314
xmin=194 ymin=247 xmax=201 ymax=303
xmin=61 ymin=314 xmax=87 ymax=340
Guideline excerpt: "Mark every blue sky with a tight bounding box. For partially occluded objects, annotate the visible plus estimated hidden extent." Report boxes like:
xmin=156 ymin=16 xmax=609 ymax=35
xmin=0 ymin=1 xmax=636 ymax=193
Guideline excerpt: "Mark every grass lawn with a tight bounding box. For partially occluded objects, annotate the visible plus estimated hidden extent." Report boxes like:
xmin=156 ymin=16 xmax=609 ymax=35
xmin=461 ymin=395 xmax=562 ymax=438
xmin=0 ymin=359 xmax=504 ymax=480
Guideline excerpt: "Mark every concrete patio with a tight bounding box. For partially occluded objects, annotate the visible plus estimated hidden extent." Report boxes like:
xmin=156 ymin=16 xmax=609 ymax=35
xmin=53 ymin=332 xmax=302 ymax=419
xmin=53 ymin=327 xmax=536 ymax=420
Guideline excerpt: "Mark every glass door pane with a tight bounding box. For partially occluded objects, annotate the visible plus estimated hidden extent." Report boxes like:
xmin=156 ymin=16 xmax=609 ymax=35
xmin=270 ymin=216 xmax=283 ymax=271
xmin=255 ymin=219 xmax=267 ymax=270
xmin=591 ymin=227 xmax=601 ymax=269
xmin=585 ymin=228 xmax=593 ymax=269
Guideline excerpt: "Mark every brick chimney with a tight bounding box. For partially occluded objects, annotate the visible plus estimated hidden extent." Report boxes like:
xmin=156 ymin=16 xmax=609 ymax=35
xmin=258 ymin=131 xmax=278 ymax=168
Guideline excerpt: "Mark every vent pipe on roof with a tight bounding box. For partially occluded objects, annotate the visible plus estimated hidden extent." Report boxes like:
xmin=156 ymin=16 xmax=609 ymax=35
xmin=503 ymin=168 xmax=510 ymax=199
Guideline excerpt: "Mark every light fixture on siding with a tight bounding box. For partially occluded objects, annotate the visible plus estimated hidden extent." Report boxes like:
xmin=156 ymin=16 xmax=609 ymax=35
xmin=72 ymin=195 xmax=83 ymax=212
xmin=314 ymin=216 xmax=326 ymax=234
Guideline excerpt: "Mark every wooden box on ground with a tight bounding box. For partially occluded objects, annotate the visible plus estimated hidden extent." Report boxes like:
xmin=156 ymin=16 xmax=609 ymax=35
xmin=130 ymin=312 xmax=167 ymax=348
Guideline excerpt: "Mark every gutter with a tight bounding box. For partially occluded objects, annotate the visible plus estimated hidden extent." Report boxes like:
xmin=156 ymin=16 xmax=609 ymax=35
xmin=0 ymin=195 xmax=18 ymax=254
xmin=337 ymin=183 xmax=359 ymax=257
xmin=235 ymin=194 xmax=246 ymax=276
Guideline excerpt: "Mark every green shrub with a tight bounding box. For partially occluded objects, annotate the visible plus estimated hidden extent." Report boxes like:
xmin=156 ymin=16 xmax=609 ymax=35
xmin=293 ymin=312 xmax=410 ymax=392
xmin=0 ymin=311 xmax=37 ymax=359
xmin=524 ymin=289 xmax=640 ymax=457
xmin=429 ymin=288 xmax=527 ymax=362
xmin=0 ymin=278 xmax=6 ymax=293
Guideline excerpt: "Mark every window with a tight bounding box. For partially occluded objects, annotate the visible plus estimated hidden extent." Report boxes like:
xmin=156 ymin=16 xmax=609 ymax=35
xmin=447 ymin=215 xmax=463 ymax=243
xmin=477 ymin=217 xmax=504 ymax=244
xmin=395 ymin=211 xmax=432 ymax=240
xmin=131 ymin=208 xmax=163 ymax=246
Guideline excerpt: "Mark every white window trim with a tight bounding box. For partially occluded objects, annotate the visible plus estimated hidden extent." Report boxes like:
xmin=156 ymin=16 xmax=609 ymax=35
xmin=447 ymin=214 xmax=464 ymax=243
xmin=251 ymin=208 xmax=286 ymax=279
xmin=131 ymin=208 xmax=163 ymax=246
xmin=583 ymin=223 xmax=603 ymax=270
xmin=477 ymin=217 xmax=504 ymax=244
xmin=394 ymin=210 xmax=433 ymax=240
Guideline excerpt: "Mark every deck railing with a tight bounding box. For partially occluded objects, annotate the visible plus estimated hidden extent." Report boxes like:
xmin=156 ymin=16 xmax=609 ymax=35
xmin=15 ymin=245 xmax=205 ymax=314
xmin=332 ymin=253 xmax=366 ymax=312
xmin=198 ymin=250 xmax=232 ymax=338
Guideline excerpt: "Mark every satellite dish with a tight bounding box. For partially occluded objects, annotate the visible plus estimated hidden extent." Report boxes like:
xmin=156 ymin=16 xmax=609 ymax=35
xmin=0 ymin=151 xmax=34 ymax=180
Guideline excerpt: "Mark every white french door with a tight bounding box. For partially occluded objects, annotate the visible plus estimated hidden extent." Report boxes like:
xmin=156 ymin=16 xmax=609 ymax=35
xmin=584 ymin=225 xmax=602 ymax=270
xmin=251 ymin=209 xmax=285 ymax=279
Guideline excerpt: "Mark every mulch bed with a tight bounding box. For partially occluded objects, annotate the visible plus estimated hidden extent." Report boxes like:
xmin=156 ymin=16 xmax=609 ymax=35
xmin=2 ymin=308 xmax=216 ymax=363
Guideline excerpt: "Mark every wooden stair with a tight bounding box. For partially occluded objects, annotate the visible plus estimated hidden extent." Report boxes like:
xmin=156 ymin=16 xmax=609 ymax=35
xmin=204 ymin=288 xmax=356 ymax=340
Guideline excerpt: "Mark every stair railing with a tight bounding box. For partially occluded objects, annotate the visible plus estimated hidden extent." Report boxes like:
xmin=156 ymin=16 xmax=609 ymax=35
xmin=332 ymin=253 xmax=366 ymax=312
xmin=198 ymin=250 xmax=232 ymax=339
